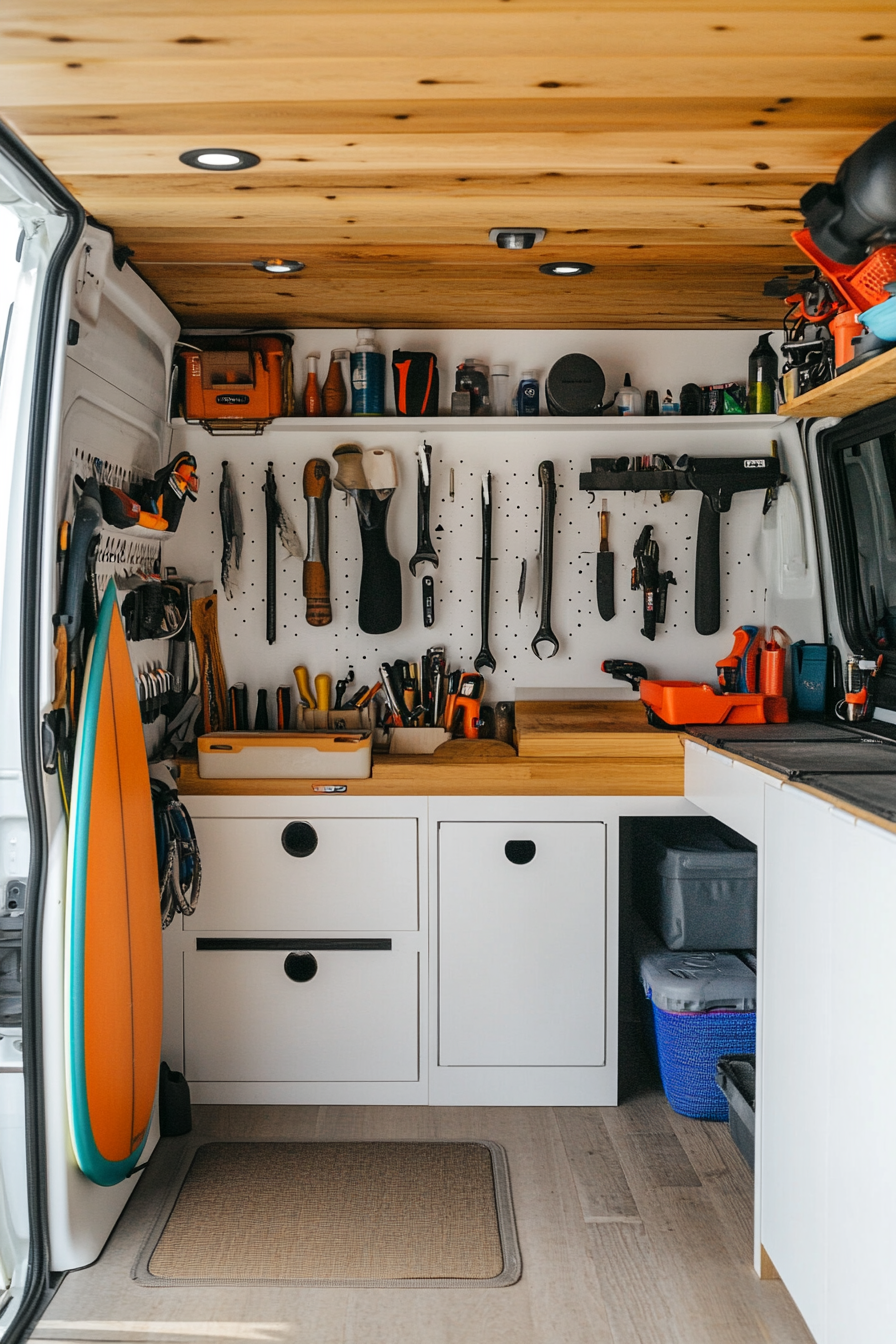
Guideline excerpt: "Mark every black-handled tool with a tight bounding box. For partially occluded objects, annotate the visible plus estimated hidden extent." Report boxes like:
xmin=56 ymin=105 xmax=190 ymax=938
xmin=262 ymin=463 xmax=278 ymax=644
xmin=254 ymin=688 xmax=269 ymax=731
xmin=474 ymin=472 xmax=497 ymax=673
xmin=422 ymin=574 xmax=435 ymax=627
xmin=409 ymin=441 xmax=438 ymax=575
xmin=229 ymin=682 xmax=249 ymax=730
xmin=596 ymin=497 xmax=615 ymax=621
xmin=694 ymin=495 xmax=721 ymax=636
xmin=532 ymin=460 xmax=559 ymax=659
xmin=333 ymin=443 xmax=402 ymax=635
xmin=631 ymin=525 xmax=675 ymax=642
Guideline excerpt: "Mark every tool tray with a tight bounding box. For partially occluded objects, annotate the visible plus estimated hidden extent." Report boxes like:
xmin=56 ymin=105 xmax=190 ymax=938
xmin=197 ymin=729 xmax=372 ymax=779
xmin=640 ymin=680 xmax=788 ymax=727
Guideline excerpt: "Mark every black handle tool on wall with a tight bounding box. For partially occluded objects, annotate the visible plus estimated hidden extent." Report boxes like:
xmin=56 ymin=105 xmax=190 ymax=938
xmin=474 ymin=472 xmax=497 ymax=672
xmin=409 ymin=441 xmax=438 ymax=575
xmin=262 ymin=463 xmax=278 ymax=644
xmin=532 ymin=460 xmax=559 ymax=659
xmin=632 ymin=525 xmax=675 ymax=641
xmin=333 ymin=443 xmax=402 ymax=635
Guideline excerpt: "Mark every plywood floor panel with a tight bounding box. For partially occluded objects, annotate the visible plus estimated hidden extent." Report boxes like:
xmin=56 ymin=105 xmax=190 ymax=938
xmin=33 ymin=1093 xmax=814 ymax=1344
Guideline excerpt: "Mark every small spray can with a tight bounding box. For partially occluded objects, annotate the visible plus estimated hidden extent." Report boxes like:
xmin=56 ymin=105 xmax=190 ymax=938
xmin=760 ymin=626 xmax=787 ymax=698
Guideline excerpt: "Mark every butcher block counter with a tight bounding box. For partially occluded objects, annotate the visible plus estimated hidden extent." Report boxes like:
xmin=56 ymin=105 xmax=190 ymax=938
xmin=178 ymin=700 xmax=684 ymax=797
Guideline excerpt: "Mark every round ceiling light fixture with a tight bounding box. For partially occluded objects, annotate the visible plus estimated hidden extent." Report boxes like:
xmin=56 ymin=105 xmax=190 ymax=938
xmin=539 ymin=261 xmax=594 ymax=276
xmin=179 ymin=147 xmax=260 ymax=171
xmin=252 ymin=258 xmax=305 ymax=274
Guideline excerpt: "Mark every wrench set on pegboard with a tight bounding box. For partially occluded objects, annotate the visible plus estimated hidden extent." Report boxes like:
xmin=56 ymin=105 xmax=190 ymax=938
xmin=164 ymin=423 xmax=785 ymax=704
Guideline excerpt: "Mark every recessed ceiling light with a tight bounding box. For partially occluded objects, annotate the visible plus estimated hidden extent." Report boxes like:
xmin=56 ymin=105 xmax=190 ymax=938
xmin=539 ymin=261 xmax=594 ymax=276
xmin=252 ymin=258 xmax=305 ymax=274
xmin=180 ymin=148 xmax=260 ymax=171
xmin=489 ymin=227 xmax=546 ymax=250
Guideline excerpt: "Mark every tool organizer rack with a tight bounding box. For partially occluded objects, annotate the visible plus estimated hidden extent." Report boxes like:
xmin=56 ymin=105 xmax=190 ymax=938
xmin=164 ymin=414 xmax=815 ymax=706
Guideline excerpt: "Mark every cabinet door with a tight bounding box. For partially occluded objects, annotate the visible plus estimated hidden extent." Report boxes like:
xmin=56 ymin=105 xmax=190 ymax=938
xmin=184 ymin=945 xmax=418 ymax=1082
xmin=438 ymin=821 xmax=605 ymax=1067
xmin=762 ymin=785 xmax=834 ymax=1344
xmin=191 ymin=816 xmax=418 ymax=931
xmin=827 ymin=820 xmax=896 ymax=1344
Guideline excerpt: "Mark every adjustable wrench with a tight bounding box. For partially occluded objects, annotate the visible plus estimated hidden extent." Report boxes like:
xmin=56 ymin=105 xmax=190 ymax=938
xmin=474 ymin=473 xmax=497 ymax=673
xmin=531 ymin=460 xmax=559 ymax=659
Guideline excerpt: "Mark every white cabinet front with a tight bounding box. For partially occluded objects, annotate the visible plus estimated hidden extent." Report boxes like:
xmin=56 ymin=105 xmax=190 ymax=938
xmin=184 ymin=945 xmax=419 ymax=1082
xmin=438 ymin=821 xmax=605 ymax=1067
xmin=190 ymin=816 xmax=418 ymax=931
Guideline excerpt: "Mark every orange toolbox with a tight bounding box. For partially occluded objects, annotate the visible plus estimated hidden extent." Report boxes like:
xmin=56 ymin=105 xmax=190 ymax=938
xmin=179 ymin=333 xmax=294 ymax=433
xmin=640 ymin=679 xmax=789 ymax=728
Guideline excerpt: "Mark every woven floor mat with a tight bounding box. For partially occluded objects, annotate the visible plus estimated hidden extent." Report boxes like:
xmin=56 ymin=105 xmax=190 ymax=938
xmin=132 ymin=1138 xmax=521 ymax=1288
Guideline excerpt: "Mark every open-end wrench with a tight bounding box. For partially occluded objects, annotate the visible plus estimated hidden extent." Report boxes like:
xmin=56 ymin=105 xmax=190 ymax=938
xmin=409 ymin=441 xmax=438 ymax=575
xmin=474 ymin=472 xmax=497 ymax=673
xmin=531 ymin=460 xmax=559 ymax=659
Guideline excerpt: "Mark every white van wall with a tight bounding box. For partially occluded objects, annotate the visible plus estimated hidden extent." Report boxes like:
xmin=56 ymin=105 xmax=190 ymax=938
xmin=41 ymin=225 xmax=179 ymax=1270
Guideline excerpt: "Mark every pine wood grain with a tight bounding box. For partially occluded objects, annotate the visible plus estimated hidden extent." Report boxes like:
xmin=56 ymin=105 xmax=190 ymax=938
xmin=176 ymin=752 xmax=685 ymax=796
xmin=780 ymin=343 xmax=896 ymax=419
xmin=2 ymin=1 xmax=889 ymax=331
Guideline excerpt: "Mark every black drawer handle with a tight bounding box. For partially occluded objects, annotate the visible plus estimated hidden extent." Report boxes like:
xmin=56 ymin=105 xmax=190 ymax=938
xmin=281 ymin=821 xmax=318 ymax=857
xmin=284 ymin=952 xmax=318 ymax=982
xmin=505 ymin=840 xmax=536 ymax=865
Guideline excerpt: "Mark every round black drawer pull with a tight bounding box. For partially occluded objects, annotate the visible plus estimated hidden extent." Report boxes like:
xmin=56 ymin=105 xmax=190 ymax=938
xmin=284 ymin=952 xmax=318 ymax=982
xmin=281 ymin=821 xmax=318 ymax=857
xmin=505 ymin=840 xmax=536 ymax=865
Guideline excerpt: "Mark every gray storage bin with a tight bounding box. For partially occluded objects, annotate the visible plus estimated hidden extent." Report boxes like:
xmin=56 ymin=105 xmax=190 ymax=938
xmin=638 ymin=949 xmax=757 ymax=1013
xmin=637 ymin=820 xmax=756 ymax=951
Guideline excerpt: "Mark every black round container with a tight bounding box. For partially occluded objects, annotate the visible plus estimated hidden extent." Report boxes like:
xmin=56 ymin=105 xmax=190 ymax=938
xmin=546 ymin=354 xmax=607 ymax=415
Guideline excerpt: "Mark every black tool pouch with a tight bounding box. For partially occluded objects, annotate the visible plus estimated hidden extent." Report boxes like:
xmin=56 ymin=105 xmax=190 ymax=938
xmin=392 ymin=350 xmax=439 ymax=415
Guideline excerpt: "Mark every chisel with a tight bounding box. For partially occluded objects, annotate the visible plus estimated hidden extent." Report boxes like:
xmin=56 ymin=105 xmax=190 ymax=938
xmin=596 ymin=498 xmax=615 ymax=621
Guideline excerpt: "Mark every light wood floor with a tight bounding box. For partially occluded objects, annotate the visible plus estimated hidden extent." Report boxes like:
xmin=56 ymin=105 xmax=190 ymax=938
xmin=33 ymin=1086 xmax=813 ymax=1344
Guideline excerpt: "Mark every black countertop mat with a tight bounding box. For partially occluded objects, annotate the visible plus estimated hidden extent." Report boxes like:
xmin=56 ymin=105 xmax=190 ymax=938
xmin=730 ymin=741 xmax=896 ymax=776
xmin=796 ymin=773 xmax=896 ymax=823
xmin=686 ymin=723 xmax=853 ymax=746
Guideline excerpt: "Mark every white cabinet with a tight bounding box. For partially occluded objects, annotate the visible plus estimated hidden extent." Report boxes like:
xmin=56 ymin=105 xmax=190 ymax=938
xmin=191 ymin=815 xmax=418 ymax=931
xmin=184 ymin=943 xmax=419 ymax=1083
xmin=761 ymin=785 xmax=835 ymax=1343
xmin=762 ymin=786 xmax=896 ymax=1344
xmin=438 ymin=821 xmax=605 ymax=1067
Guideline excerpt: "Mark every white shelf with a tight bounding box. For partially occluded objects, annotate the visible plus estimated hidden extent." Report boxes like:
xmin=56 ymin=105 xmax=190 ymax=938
xmin=172 ymin=414 xmax=782 ymax=434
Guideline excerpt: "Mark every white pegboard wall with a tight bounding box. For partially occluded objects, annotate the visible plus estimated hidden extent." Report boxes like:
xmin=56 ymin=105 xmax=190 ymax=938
xmin=163 ymin=419 xmax=808 ymax=706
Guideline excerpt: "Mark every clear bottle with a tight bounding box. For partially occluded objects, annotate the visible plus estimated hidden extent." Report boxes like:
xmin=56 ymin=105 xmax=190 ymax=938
xmin=748 ymin=332 xmax=778 ymax=414
xmin=322 ymin=348 xmax=348 ymax=416
xmin=616 ymin=372 xmax=643 ymax=416
xmin=491 ymin=364 xmax=510 ymax=417
xmin=302 ymin=353 xmax=323 ymax=417
xmin=351 ymin=328 xmax=386 ymax=416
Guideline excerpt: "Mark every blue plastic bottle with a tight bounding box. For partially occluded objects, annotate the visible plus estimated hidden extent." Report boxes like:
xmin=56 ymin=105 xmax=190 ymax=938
xmin=516 ymin=371 xmax=539 ymax=416
xmin=351 ymin=328 xmax=386 ymax=416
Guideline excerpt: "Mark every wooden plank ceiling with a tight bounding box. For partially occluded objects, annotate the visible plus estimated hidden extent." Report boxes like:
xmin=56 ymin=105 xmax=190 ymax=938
xmin=1 ymin=1 xmax=894 ymax=329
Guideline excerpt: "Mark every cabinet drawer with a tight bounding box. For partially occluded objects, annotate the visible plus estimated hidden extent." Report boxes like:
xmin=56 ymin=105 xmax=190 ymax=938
xmin=184 ymin=942 xmax=419 ymax=1082
xmin=191 ymin=817 xmax=418 ymax=931
xmin=438 ymin=821 xmax=605 ymax=1067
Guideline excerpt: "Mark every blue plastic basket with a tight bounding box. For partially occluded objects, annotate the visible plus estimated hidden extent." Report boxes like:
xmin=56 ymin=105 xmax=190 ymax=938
xmin=648 ymin=999 xmax=756 ymax=1120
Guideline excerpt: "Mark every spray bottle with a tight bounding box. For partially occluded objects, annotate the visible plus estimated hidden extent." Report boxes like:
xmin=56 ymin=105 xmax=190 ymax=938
xmin=351 ymin=328 xmax=386 ymax=416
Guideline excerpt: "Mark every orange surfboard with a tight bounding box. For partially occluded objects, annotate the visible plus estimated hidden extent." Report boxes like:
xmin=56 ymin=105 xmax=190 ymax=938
xmin=66 ymin=584 xmax=162 ymax=1185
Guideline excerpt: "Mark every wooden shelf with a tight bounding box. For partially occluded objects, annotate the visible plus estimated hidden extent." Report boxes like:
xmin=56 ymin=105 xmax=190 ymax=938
xmin=780 ymin=346 xmax=896 ymax=420
xmin=172 ymin=414 xmax=781 ymax=435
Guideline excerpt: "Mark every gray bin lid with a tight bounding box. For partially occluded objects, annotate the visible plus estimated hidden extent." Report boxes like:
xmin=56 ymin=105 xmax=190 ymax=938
xmin=639 ymin=950 xmax=756 ymax=1013
xmin=656 ymin=835 xmax=756 ymax=876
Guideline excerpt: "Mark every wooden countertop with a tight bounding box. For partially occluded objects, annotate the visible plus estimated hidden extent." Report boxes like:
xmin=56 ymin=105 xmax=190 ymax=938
xmin=179 ymin=702 xmax=684 ymax=797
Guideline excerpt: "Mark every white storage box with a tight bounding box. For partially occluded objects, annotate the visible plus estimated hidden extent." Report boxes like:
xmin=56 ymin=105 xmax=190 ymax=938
xmin=197 ymin=731 xmax=372 ymax=780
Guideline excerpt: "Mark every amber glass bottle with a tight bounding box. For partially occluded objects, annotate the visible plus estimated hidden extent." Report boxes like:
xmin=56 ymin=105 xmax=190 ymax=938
xmin=303 ymin=354 xmax=323 ymax=417
xmin=322 ymin=349 xmax=348 ymax=416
